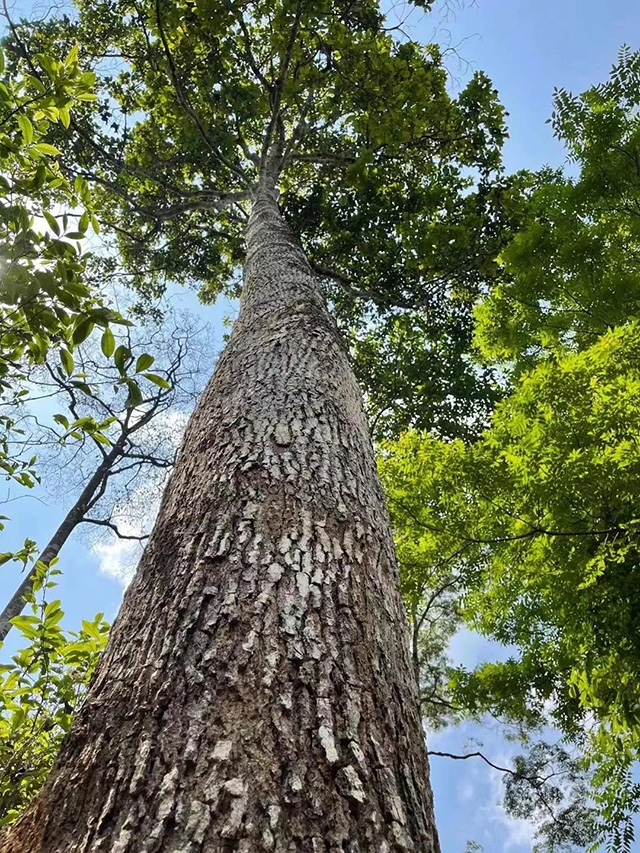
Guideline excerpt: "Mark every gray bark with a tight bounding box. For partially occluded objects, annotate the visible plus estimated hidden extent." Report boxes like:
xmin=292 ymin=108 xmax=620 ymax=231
xmin=2 ymin=187 xmax=441 ymax=852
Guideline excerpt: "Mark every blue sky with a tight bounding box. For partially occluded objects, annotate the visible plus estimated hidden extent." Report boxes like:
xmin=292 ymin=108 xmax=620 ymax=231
xmin=2 ymin=0 xmax=640 ymax=849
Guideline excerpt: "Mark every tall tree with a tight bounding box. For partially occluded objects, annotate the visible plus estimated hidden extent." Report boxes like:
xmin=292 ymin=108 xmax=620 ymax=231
xmin=1 ymin=0 xmax=510 ymax=847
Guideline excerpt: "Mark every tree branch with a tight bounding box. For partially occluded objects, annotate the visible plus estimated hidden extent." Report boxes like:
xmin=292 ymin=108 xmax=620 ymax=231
xmin=154 ymin=0 xmax=250 ymax=187
xmin=81 ymin=517 xmax=149 ymax=541
xmin=259 ymin=0 xmax=303 ymax=175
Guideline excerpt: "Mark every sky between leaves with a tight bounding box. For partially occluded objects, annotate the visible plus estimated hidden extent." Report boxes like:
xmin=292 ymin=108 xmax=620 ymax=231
xmin=1 ymin=0 xmax=640 ymax=850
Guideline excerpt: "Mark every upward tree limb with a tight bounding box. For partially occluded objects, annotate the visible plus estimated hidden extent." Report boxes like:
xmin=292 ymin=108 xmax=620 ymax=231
xmin=0 ymin=357 xmax=177 ymax=641
xmin=259 ymin=0 xmax=303 ymax=175
xmin=233 ymin=9 xmax=271 ymax=89
xmin=309 ymin=260 xmax=427 ymax=310
xmin=279 ymin=89 xmax=316 ymax=169
xmin=291 ymin=151 xmax=356 ymax=166
xmin=154 ymin=0 xmax=251 ymax=188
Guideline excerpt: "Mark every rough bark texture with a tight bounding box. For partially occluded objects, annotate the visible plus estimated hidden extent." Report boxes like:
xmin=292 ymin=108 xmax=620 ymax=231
xmin=2 ymin=189 xmax=440 ymax=852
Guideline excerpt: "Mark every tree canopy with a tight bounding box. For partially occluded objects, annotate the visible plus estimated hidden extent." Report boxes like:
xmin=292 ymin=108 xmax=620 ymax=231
xmin=9 ymin=0 xmax=519 ymax=438
xmin=380 ymin=46 xmax=640 ymax=853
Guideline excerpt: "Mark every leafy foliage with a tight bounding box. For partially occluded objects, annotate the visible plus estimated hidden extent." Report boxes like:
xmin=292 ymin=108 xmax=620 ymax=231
xmin=0 ymin=40 xmax=102 ymax=390
xmin=476 ymin=45 xmax=640 ymax=366
xmin=381 ymin=47 xmax=640 ymax=852
xmin=0 ymin=562 xmax=108 ymax=827
xmin=352 ymin=306 xmax=502 ymax=442
xmin=12 ymin=0 xmax=518 ymax=439
xmin=382 ymin=326 xmax=640 ymax=850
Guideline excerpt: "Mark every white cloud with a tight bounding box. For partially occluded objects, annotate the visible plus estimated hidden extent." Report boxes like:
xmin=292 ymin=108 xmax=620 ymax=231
xmin=427 ymin=716 xmax=537 ymax=853
xmin=459 ymin=778 xmax=476 ymax=803
xmin=91 ymin=519 xmax=147 ymax=587
xmin=91 ymin=410 xmax=189 ymax=586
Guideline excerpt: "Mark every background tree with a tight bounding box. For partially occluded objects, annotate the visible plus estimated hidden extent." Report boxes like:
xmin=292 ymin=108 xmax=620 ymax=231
xmin=0 ymin=25 xmax=162 ymax=584
xmin=0 ymin=36 xmax=101 ymax=395
xmin=379 ymin=46 xmax=640 ymax=853
xmin=0 ymin=309 xmax=208 ymax=639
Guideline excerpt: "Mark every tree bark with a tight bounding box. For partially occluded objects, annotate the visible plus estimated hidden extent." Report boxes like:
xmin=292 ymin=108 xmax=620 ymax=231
xmin=2 ymin=187 xmax=441 ymax=852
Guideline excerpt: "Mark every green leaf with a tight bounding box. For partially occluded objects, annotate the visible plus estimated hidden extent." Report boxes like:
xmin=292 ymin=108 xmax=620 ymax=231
xmin=72 ymin=319 xmax=94 ymax=346
xmin=70 ymin=381 xmax=92 ymax=395
xmin=60 ymin=349 xmax=74 ymax=376
xmin=43 ymin=210 xmax=60 ymax=236
xmin=101 ymin=328 xmax=115 ymax=358
xmin=74 ymin=176 xmax=87 ymax=196
xmin=53 ymin=413 xmax=69 ymax=429
xmin=70 ymin=416 xmax=95 ymax=429
xmin=36 ymin=52 xmax=56 ymax=79
xmin=135 ymin=353 xmax=154 ymax=373
xmin=81 ymin=619 xmax=101 ymax=640
xmin=10 ymin=614 xmax=39 ymax=632
xmin=113 ymin=345 xmax=131 ymax=374
xmin=65 ymin=44 xmax=79 ymax=66
xmin=30 ymin=142 xmax=61 ymax=156
xmin=124 ymin=378 xmax=143 ymax=408
xmin=44 ymin=598 xmax=63 ymax=615
xmin=17 ymin=114 xmax=33 ymax=145
xmin=143 ymin=372 xmax=171 ymax=390
xmin=34 ymin=164 xmax=46 ymax=189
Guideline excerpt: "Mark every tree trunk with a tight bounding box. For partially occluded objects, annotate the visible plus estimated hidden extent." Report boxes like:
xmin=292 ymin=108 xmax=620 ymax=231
xmin=2 ymin=187 xmax=441 ymax=852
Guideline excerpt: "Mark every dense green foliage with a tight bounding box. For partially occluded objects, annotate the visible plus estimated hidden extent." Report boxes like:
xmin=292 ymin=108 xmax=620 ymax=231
xmin=0 ymin=32 xmax=164 ymax=505
xmin=477 ymin=45 xmax=640 ymax=365
xmin=14 ymin=0 xmax=519 ymax=439
xmin=0 ymin=40 xmax=101 ymax=489
xmin=0 ymin=42 xmax=99 ymax=384
xmin=0 ymin=563 xmax=108 ymax=826
xmin=381 ymin=47 xmax=640 ymax=852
